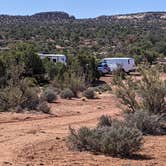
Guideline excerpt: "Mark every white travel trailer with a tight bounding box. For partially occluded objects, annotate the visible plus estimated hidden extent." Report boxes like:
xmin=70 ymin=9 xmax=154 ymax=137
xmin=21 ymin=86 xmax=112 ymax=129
xmin=38 ymin=53 xmax=67 ymax=64
xmin=99 ymin=57 xmax=136 ymax=73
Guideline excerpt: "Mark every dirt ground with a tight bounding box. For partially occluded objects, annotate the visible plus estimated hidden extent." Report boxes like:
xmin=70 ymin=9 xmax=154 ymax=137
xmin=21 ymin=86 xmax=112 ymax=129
xmin=0 ymin=75 xmax=166 ymax=166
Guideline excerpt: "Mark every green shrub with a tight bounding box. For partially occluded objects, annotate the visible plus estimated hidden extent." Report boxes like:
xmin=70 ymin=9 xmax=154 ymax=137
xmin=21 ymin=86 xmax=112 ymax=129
xmin=112 ymin=66 xmax=126 ymax=85
xmin=0 ymin=63 xmax=41 ymax=112
xmin=100 ymin=84 xmax=112 ymax=92
xmin=138 ymin=67 xmax=166 ymax=114
xmin=15 ymin=105 xmax=23 ymax=113
xmin=97 ymin=115 xmax=112 ymax=127
xmin=163 ymin=64 xmax=166 ymax=73
xmin=42 ymin=88 xmax=57 ymax=103
xmin=83 ymin=88 xmax=95 ymax=99
xmin=43 ymin=58 xmax=58 ymax=80
xmin=100 ymin=123 xmax=143 ymax=157
xmin=125 ymin=111 xmax=166 ymax=135
xmin=93 ymin=84 xmax=112 ymax=93
xmin=38 ymin=101 xmax=50 ymax=114
xmin=156 ymin=64 xmax=166 ymax=73
xmin=53 ymin=73 xmax=85 ymax=97
xmin=115 ymin=77 xmax=140 ymax=113
xmin=60 ymin=88 xmax=74 ymax=99
xmin=0 ymin=85 xmax=40 ymax=112
xmin=68 ymin=119 xmax=143 ymax=157
xmin=115 ymin=67 xmax=166 ymax=114
xmin=21 ymin=88 xmax=40 ymax=110
xmin=68 ymin=76 xmax=85 ymax=97
xmin=0 ymin=86 xmax=21 ymax=112
xmin=68 ymin=127 xmax=101 ymax=152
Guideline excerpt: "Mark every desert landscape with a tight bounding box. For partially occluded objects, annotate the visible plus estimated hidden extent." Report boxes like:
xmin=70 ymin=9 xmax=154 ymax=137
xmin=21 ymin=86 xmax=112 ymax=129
xmin=0 ymin=2 xmax=166 ymax=165
xmin=0 ymin=75 xmax=165 ymax=166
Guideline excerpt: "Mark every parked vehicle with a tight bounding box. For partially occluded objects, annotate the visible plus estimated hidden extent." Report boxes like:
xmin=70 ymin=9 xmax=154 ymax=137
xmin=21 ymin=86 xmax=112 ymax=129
xmin=99 ymin=57 xmax=136 ymax=73
xmin=97 ymin=62 xmax=110 ymax=75
xmin=38 ymin=53 xmax=67 ymax=64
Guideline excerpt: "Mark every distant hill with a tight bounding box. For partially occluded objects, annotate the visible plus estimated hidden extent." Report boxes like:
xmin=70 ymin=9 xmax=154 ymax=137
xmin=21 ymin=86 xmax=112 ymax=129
xmin=0 ymin=11 xmax=166 ymax=25
xmin=0 ymin=11 xmax=75 ymax=25
xmin=0 ymin=11 xmax=166 ymax=62
xmin=96 ymin=12 xmax=166 ymax=20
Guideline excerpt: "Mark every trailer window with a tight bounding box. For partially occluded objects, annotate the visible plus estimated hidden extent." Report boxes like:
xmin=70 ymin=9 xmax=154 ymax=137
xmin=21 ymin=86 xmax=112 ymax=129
xmin=53 ymin=59 xmax=57 ymax=62
xmin=128 ymin=59 xmax=130 ymax=64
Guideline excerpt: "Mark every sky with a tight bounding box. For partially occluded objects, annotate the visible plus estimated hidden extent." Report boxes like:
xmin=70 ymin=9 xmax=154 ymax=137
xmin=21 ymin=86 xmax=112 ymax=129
xmin=0 ymin=0 xmax=166 ymax=18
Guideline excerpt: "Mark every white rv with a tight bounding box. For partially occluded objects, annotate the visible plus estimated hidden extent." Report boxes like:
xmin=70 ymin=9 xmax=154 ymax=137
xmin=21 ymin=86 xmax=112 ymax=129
xmin=38 ymin=53 xmax=67 ymax=64
xmin=99 ymin=57 xmax=136 ymax=73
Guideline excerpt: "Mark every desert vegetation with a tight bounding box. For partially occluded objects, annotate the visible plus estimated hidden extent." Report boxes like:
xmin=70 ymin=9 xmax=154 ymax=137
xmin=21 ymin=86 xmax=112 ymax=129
xmin=0 ymin=43 xmax=101 ymax=113
xmin=0 ymin=11 xmax=165 ymax=165
xmin=0 ymin=12 xmax=165 ymax=113
xmin=0 ymin=12 xmax=166 ymax=64
xmin=68 ymin=66 xmax=166 ymax=158
xmin=68 ymin=118 xmax=143 ymax=157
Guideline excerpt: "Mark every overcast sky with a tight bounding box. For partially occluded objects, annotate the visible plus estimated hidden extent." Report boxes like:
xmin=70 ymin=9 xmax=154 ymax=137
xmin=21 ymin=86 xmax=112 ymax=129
xmin=0 ymin=0 xmax=166 ymax=18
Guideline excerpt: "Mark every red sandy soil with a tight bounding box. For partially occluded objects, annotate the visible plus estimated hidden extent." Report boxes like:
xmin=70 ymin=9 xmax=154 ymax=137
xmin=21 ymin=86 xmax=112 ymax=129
xmin=0 ymin=75 xmax=165 ymax=166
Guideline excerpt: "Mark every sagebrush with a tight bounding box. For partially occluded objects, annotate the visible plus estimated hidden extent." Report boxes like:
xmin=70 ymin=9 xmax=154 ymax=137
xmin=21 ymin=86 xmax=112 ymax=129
xmin=115 ymin=67 xmax=166 ymax=115
xmin=68 ymin=117 xmax=143 ymax=157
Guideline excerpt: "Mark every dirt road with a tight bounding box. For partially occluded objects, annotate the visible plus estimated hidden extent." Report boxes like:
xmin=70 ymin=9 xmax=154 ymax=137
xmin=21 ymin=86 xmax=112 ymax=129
xmin=0 ymin=91 xmax=166 ymax=165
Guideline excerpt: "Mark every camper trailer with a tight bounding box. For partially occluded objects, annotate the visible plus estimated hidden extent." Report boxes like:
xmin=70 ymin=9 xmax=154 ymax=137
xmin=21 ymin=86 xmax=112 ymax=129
xmin=98 ymin=57 xmax=136 ymax=74
xmin=38 ymin=53 xmax=67 ymax=64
